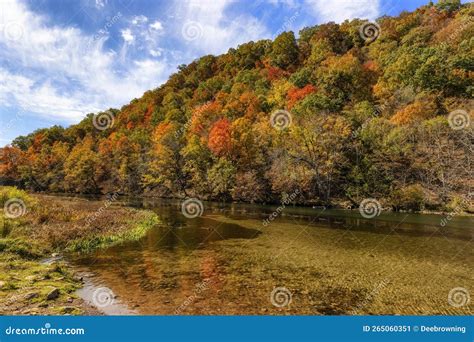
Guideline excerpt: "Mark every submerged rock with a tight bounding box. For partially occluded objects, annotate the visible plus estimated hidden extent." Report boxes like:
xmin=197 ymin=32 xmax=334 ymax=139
xmin=62 ymin=306 xmax=75 ymax=314
xmin=46 ymin=288 xmax=60 ymax=300
xmin=25 ymin=292 xmax=39 ymax=300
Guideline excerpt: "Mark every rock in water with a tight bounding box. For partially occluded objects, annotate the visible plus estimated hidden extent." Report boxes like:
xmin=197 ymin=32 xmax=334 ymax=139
xmin=46 ymin=288 xmax=60 ymax=300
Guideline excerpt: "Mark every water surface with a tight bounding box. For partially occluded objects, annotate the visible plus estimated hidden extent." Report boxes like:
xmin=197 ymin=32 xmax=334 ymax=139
xmin=71 ymin=198 xmax=473 ymax=315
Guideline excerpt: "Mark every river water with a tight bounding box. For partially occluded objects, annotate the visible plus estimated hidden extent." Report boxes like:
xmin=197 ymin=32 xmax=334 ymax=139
xmin=70 ymin=198 xmax=473 ymax=315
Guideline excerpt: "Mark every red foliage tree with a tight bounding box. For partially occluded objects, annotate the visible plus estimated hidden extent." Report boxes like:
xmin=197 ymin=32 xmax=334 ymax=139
xmin=263 ymin=59 xmax=289 ymax=81
xmin=208 ymin=118 xmax=232 ymax=157
xmin=287 ymin=84 xmax=317 ymax=109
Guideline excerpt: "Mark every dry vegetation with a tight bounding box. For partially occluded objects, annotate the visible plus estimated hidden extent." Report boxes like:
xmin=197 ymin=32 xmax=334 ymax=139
xmin=0 ymin=187 xmax=160 ymax=315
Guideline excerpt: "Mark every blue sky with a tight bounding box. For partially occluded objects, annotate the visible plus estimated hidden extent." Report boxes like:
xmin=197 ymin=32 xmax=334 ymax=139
xmin=0 ymin=0 xmax=469 ymax=144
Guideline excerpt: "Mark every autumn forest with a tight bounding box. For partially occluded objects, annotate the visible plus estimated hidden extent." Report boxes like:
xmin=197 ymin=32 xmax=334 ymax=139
xmin=1 ymin=0 xmax=473 ymax=213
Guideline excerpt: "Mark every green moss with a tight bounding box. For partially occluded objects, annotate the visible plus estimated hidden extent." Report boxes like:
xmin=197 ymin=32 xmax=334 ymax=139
xmin=0 ymin=238 xmax=44 ymax=259
xmin=0 ymin=251 xmax=82 ymax=314
xmin=65 ymin=213 xmax=160 ymax=253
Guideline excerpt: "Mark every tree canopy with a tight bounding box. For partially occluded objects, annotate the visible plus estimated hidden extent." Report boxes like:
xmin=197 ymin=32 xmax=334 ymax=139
xmin=1 ymin=2 xmax=472 ymax=212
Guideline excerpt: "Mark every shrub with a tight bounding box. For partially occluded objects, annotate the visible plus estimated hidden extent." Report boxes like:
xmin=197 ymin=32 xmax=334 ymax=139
xmin=0 ymin=187 xmax=38 ymax=223
xmin=446 ymin=195 xmax=472 ymax=214
xmin=390 ymin=184 xmax=426 ymax=211
xmin=0 ymin=186 xmax=32 ymax=207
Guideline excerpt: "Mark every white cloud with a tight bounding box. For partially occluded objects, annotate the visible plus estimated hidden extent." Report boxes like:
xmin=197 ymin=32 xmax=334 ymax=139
xmin=121 ymin=28 xmax=134 ymax=42
xmin=305 ymin=0 xmax=380 ymax=23
xmin=150 ymin=20 xmax=163 ymax=30
xmin=173 ymin=0 xmax=270 ymax=55
xmin=95 ymin=0 xmax=107 ymax=10
xmin=119 ymin=16 xmax=164 ymax=60
xmin=0 ymin=0 xmax=170 ymax=123
xmin=0 ymin=0 xmax=271 ymax=126
xmin=131 ymin=15 xmax=148 ymax=25
xmin=149 ymin=49 xmax=162 ymax=57
xmin=0 ymin=68 xmax=97 ymax=120
xmin=267 ymin=0 xmax=298 ymax=7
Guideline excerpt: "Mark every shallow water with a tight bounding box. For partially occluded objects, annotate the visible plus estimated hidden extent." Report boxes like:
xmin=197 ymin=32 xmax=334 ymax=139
xmin=70 ymin=198 xmax=473 ymax=315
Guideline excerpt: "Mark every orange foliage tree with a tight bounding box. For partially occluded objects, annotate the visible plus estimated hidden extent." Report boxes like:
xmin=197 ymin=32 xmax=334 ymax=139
xmin=287 ymin=84 xmax=317 ymax=109
xmin=208 ymin=118 xmax=232 ymax=157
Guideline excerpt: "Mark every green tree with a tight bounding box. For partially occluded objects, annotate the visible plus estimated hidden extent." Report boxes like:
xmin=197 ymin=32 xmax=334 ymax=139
xmin=270 ymin=32 xmax=299 ymax=69
xmin=207 ymin=158 xmax=236 ymax=200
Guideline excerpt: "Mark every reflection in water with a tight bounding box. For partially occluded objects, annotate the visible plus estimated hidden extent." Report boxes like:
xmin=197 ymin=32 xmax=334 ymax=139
xmin=71 ymin=198 xmax=474 ymax=315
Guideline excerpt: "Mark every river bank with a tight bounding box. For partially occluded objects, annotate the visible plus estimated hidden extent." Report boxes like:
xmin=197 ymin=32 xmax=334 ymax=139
xmin=0 ymin=187 xmax=160 ymax=315
xmin=1 ymin=187 xmax=472 ymax=315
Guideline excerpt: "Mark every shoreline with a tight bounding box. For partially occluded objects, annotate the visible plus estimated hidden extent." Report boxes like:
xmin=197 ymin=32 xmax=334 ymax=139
xmin=26 ymin=191 xmax=474 ymax=218
xmin=0 ymin=188 xmax=160 ymax=315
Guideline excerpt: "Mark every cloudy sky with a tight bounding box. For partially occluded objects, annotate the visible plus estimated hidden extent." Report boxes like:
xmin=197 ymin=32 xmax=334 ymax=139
xmin=0 ymin=0 xmax=464 ymax=144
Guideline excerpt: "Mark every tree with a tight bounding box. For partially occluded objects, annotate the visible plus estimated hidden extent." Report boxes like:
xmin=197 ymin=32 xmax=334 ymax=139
xmin=1 ymin=4 xmax=471 ymax=212
xmin=287 ymin=84 xmax=317 ymax=109
xmin=143 ymin=122 xmax=188 ymax=196
xmin=436 ymin=0 xmax=461 ymax=12
xmin=64 ymin=136 xmax=101 ymax=193
xmin=208 ymin=118 xmax=232 ymax=157
xmin=98 ymin=133 xmax=142 ymax=193
xmin=207 ymin=158 xmax=236 ymax=200
xmin=268 ymin=115 xmax=351 ymax=204
xmin=0 ymin=146 xmax=24 ymax=185
xmin=270 ymin=31 xmax=299 ymax=69
xmin=232 ymin=171 xmax=266 ymax=203
xmin=390 ymin=95 xmax=438 ymax=125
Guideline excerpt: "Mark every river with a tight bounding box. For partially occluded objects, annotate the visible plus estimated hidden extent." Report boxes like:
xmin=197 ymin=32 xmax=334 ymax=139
xmin=70 ymin=198 xmax=473 ymax=315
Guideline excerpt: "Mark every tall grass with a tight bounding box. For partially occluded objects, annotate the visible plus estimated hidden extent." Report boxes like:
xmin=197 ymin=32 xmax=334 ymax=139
xmin=66 ymin=213 xmax=160 ymax=253
xmin=0 ymin=186 xmax=34 ymax=207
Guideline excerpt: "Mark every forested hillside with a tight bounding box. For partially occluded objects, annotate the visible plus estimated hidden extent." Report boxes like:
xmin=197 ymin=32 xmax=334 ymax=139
xmin=1 ymin=0 xmax=472 ymax=212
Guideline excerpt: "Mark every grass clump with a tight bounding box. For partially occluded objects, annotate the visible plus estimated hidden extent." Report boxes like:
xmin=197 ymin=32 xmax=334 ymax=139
xmin=66 ymin=212 xmax=160 ymax=253
xmin=0 ymin=186 xmax=37 ymax=208
xmin=0 ymin=238 xmax=43 ymax=259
